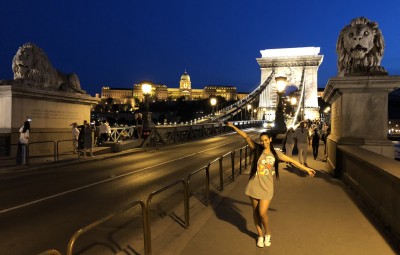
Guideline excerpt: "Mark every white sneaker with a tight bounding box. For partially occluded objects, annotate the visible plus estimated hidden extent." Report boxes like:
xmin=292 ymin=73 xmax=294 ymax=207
xmin=264 ymin=235 xmax=271 ymax=247
xmin=257 ymin=236 xmax=264 ymax=248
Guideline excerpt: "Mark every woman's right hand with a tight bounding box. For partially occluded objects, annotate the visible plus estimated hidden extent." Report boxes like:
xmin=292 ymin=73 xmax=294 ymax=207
xmin=225 ymin=122 xmax=234 ymax=128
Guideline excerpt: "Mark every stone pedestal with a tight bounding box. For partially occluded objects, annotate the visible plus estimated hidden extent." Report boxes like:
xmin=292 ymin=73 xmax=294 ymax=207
xmin=323 ymin=76 xmax=400 ymax=172
xmin=0 ymin=84 xmax=99 ymax=156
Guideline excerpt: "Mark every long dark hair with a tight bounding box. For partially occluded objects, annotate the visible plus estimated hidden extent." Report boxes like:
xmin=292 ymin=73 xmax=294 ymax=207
xmin=22 ymin=121 xmax=30 ymax=133
xmin=249 ymin=132 xmax=280 ymax=180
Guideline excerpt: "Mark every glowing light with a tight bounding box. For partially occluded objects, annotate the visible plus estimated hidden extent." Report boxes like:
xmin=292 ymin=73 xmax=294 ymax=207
xmin=275 ymin=76 xmax=287 ymax=92
xmin=141 ymin=83 xmax=152 ymax=95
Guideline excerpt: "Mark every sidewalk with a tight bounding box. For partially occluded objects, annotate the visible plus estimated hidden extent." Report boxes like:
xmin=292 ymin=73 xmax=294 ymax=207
xmin=0 ymin=139 xmax=144 ymax=180
xmin=157 ymin=144 xmax=399 ymax=255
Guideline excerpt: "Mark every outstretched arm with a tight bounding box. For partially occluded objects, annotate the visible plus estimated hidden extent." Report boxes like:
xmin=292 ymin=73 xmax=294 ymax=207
xmin=225 ymin=122 xmax=255 ymax=149
xmin=277 ymin=151 xmax=316 ymax=177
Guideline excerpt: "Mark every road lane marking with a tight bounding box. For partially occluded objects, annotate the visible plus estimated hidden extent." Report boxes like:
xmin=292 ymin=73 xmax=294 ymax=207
xmin=0 ymin=137 xmax=252 ymax=214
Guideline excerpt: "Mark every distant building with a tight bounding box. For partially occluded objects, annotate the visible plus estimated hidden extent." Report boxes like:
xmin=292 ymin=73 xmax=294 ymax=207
xmin=100 ymin=70 xmax=247 ymax=103
xmin=101 ymin=86 xmax=135 ymax=107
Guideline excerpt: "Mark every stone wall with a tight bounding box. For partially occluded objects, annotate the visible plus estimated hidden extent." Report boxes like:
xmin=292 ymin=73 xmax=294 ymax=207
xmin=0 ymin=84 xmax=99 ymax=156
xmin=337 ymin=145 xmax=400 ymax=240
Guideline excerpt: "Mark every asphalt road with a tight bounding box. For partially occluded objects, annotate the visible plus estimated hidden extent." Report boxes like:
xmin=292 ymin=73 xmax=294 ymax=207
xmin=0 ymin=130 xmax=260 ymax=255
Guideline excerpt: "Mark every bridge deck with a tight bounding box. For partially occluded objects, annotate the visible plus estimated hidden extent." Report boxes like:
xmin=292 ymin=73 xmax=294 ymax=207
xmin=157 ymin=145 xmax=399 ymax=255
xmin=0 ymin=139 xmax=398 ymax=254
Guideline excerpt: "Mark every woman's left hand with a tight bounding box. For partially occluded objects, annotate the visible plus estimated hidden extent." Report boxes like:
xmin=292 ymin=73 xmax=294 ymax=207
xmin=307 ymin=168 xmax=316 ymax=177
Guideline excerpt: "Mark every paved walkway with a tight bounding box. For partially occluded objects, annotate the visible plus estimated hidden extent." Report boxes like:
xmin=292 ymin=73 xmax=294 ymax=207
xmin=1 ymin=139 xmax=399 ymax=254
xmin=155 ymin=145 xmax=399 ymax=255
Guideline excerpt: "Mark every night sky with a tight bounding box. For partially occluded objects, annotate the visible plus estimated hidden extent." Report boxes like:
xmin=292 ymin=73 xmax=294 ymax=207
xmin=1 ymin=0 xmax=400 ymax=96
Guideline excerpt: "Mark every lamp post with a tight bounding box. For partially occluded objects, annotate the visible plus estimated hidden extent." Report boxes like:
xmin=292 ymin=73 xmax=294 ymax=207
xmin=247 ymin=104 xmax=252 ymax=120
xmin=290 ymin=97 xmax=297 ymax=117
xmin=141 ymin=83 xmax=153 ymax=132
xmin=210 ymin=97 xmax=217 ymax=116
xmin=272 ymin=76 xmax=287 ymax=134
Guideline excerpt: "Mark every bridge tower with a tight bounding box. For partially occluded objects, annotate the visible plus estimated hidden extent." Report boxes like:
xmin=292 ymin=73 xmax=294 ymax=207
xmin=256 ymin=47 xmax=323 ymax=123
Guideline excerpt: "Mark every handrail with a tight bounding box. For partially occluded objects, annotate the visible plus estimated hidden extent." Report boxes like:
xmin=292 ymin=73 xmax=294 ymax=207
xmin=67 ymin=200 xmax=146 ymax=255
xmin=187 ymin=164 xmax=211 ymax=207
xmin=145 ymin=179 xmax=186 ymax=255
xmin=230 ymin=151 xmax=236 ymax=182
xmin=37 ymin=249 xmax=62 ymax=255
xmin=56 ymin=139 xmax=79 ymax=161
xmin=28 ymin=140 xmax=56 ymax=165
xmin=109 ymin=126 xmax=136 ymax=142
xmin=48 ymin=144 xmax=250 ymax=255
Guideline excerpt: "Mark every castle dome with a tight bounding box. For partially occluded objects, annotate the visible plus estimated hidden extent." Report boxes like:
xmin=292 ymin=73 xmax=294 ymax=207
xmin=180 ymin=70 xmax=190 ymax=82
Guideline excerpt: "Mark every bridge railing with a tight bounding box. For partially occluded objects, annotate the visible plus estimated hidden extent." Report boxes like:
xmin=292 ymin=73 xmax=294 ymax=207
xmin=109 ymin=126 xmax=136 ymax=142
xmin=27 ymin=141 xmax=57 ymax=164
xmin=141 ymin=120 xmax=265 ymax=148
xmin=66 ymin=200 xmax=147 ymax=255
xmin=40 ymin=144 xmax=251 ymax=255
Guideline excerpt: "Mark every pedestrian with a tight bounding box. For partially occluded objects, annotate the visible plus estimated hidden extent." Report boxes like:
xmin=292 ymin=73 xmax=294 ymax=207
xmin=83 ymin=120 xmax=95 ymax=158
xmin=294 ymin=121 xmax=310 ymax=166
xmin=16 ymin=120 xmax=31 ymax=164
xmin=70 ymin=122 xmax=79 ymax=154
xmin=98 ymin=120 xmax=110 ymax=145
xmin=135 ymin=114 xmax=143 ymax=138
xmin=283 ymin=127 xmax=295 ymax=157
xmin=77 ymin=121 xmax=86 ymax=151
xmin=311 ymin=128 xmax=320 ymax=160
xmin=226 ymin=122 xmax=315 ymax=248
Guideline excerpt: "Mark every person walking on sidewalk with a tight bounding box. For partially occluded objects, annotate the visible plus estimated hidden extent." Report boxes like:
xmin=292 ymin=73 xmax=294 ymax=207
xmin=283 ymin=127 xmax=295 ymax=157
xmin=226 ymin=122 xmax=315 ymax=248
xmin=16 ymin=120 xmax=31 ymax=164
xmin=311 ymin=128 xmax=320 ymax=160
xmin=70 ymin=122 xmax=79 ymax=154
xmin=83 ymin=121 xmax=95 ymax=158
xmin=294 ymin=121 xmax=310 ymax=166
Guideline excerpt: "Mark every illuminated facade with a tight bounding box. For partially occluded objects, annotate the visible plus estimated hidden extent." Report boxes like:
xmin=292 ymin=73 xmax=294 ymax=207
xmin=101 ymin=70 xmax=245 ymax=103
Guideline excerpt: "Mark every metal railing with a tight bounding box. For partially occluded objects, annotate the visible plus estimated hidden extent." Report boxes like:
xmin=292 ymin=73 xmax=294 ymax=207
xmin=66 ymin=200 xmax=147 ymax=255
xmin=39 ymin=144 xmax=251 ymax=255
xmin=145 ymin=179 xmax=187 ymax=255
xmin=28 ymin=140 xmax=56 ymax=165
xmin=4 ymin=139 xmax=80 ymax=164
xmin=56 ymin=139 xmax=79 ymax=161
xmin=109 ymin=126 xmax=136 ymax=142
xmin=187 ymin=165 xmax=210 ymax=208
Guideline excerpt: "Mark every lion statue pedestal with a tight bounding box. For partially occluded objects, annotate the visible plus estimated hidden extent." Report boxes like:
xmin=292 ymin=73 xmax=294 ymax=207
xmin=322 ymin=17 xmax=399 ymax=175
xmin=0 ymin=84 xmax=99 ymax=157
xmin=323 ymin=76 xmax=400 ymax=166
xmin=0 ymin=43 xmax=99 ymax=157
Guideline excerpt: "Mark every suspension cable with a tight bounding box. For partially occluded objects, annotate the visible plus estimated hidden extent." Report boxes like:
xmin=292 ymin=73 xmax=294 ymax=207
xmin=290 ymin=67 xmax=306 ymax=128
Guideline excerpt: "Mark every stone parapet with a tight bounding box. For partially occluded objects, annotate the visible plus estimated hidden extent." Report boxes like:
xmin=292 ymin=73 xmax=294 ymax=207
xmin=323 ymin=76 xmax=400 ymax=161
xmin=0 ymin=84 xmax=99 ymax=156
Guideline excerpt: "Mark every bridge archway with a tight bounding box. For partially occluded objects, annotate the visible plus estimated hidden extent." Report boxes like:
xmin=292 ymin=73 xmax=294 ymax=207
xmin=256 ymin=47 xmax=323 ymax=123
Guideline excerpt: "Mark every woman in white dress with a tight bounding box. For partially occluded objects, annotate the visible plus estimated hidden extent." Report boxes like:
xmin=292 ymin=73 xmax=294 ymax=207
xmin=226 ymin=122 xmax=315 ymax=248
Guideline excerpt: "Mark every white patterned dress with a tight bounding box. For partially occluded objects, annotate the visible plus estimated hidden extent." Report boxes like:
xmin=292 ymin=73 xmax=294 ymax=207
xmin=245 ymin=151 xmax=275 ymax=200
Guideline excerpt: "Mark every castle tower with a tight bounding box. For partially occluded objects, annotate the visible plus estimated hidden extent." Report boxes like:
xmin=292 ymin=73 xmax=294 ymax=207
xmin=179 ymin=70 xmax=192 ymax=99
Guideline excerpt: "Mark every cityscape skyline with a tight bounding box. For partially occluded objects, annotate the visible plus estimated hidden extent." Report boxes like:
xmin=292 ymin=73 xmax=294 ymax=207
xmin=1 ymin=0 xmax=400 ymax=96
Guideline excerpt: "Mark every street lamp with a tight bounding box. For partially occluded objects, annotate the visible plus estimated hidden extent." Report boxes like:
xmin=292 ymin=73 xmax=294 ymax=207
xmin=210 ymin=97 xmax=217 ymax=115
xmin=247 ymin=104 xmax=252 ymax=120
xmin=272 ymin=76 xmax=287 ymax=134
xmin=141 ymin=83 xmax=153 ymax=132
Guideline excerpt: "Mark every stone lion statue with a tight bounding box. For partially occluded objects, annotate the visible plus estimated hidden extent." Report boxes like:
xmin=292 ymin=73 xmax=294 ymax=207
xmin=336 ymin=17 xmax=387 ymax=76
xmin=11 ymin=42 xmax=86 ymax=93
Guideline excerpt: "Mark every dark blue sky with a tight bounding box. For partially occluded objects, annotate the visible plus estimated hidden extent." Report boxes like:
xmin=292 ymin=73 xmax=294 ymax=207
xmin=1 ymin=0 xmax=400 ymax=96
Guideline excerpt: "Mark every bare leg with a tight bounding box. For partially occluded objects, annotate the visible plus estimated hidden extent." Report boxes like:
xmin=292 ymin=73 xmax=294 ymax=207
xmin=258 ymin=199 xmax=272 ymax=236
xmin=249 ymin=197 xmax=263 ymax=237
